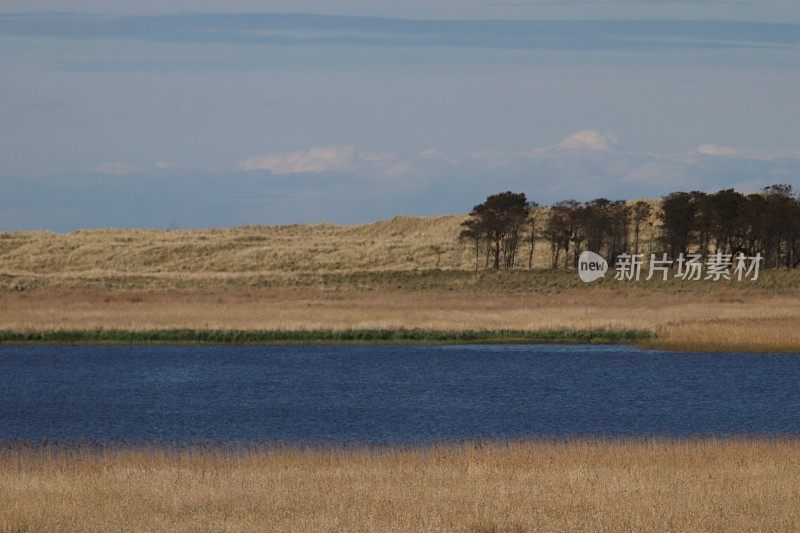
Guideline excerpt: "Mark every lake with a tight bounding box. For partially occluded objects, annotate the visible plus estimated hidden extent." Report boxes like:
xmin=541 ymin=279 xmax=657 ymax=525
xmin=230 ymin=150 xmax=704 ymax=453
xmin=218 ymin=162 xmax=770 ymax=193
xmin=1 ymin=344 xmax=799 ymax=443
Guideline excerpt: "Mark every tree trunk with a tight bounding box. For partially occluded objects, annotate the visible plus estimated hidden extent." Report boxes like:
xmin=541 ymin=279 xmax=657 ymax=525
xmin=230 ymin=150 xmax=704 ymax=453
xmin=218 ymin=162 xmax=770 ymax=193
xmin=528 ymin=237 xmax=536 ymax=269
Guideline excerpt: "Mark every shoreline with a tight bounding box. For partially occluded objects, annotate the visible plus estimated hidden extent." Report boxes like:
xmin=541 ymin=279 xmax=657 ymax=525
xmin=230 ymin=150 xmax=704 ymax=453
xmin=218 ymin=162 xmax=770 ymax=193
xmin=1 ymin=328 xmax=799 ymax=352
xmin=0 ymin=434 xmax=795 ymax=450
xmin=0 ymin=327 xmax=653 ymax=346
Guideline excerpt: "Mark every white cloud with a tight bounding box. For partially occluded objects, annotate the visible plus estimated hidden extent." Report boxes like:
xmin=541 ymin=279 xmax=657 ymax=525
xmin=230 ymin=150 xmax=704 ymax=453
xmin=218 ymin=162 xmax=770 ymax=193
xmin=89 ymin=162 xmax=141 ymax=175
xmin=237 ymin=145 xmax=429 ymax=181
xmin=14 ymin=133 xmax=800 ymax=230
xmin=418 ymin=149 xmax=463 ymax=165
xmin=556 ymin=129 xmax=621 ymax=151
xmin=231 ymin=133 xmax=800 ymax=202
xmin=694 ymin=144 xmax=800 ymax=161
xmin=696 ymin=144 xmax=738 ymax=156
xmin=358 ymin=151 xmax=396 ymax=164
xmin=237 ymin=146 xmax=363 ymax=174
xmin=237 ymin=131 xmax=631 ymax=181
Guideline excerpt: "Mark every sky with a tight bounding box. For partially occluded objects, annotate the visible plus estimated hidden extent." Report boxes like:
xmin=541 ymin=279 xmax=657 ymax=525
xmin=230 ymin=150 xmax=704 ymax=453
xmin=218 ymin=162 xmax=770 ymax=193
xmin=1 ymin=1 xmax=800 ymax=230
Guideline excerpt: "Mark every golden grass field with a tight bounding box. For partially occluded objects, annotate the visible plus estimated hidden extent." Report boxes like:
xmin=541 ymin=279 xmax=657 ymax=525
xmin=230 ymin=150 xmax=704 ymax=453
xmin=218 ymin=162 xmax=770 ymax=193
xmin=1 ymin=211 xmax=799 ymax=350
xmin=1 ymin=283 xmax=799 ymax=351
xmin=2 ymin=439 xmax=799 ymax=532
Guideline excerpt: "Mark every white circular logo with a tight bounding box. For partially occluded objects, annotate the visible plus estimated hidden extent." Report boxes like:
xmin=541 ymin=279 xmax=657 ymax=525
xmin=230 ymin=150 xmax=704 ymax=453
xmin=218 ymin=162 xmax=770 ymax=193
xmin=578 ymin=251 xmax=608 ymax=282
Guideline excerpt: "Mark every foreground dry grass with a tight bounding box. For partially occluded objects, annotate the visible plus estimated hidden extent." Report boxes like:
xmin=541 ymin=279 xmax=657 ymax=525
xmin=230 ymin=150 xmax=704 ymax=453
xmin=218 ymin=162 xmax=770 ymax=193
xmin=2 ymin=285 xmax=800 ymax=351
xmin=2 ymin=439 xmax=799 ymax=532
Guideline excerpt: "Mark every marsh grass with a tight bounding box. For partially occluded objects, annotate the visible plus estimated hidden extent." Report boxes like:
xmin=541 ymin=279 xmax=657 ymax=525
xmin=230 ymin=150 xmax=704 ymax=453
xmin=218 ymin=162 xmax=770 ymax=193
xmin=2 ymin=286 xmax=799 ymax=351
xmin=0 ymin=327 xmax=653 ymax=345
xmin=2 ymin=438 xmax=799 ymax=531
xmin=4 ymin=267 xmax=800 ymax=292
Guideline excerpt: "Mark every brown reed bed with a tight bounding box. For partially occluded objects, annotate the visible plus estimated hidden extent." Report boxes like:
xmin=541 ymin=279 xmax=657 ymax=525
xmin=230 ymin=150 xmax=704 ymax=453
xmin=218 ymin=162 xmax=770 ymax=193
xmin=1 ymin=438 xmax=799 ymax=531
xmin=1 ymin=286 xmax=799 ymax=351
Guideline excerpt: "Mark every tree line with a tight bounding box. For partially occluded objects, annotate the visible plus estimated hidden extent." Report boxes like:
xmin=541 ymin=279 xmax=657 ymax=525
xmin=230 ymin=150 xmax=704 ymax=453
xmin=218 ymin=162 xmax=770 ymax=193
xmin=459 ymin=185 xmax=800 ymax=270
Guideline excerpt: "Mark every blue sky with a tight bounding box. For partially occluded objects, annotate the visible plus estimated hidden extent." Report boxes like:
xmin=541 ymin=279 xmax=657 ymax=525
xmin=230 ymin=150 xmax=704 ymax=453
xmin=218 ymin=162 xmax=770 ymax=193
xmin=1 ymin=1 xmax=800 ymax=230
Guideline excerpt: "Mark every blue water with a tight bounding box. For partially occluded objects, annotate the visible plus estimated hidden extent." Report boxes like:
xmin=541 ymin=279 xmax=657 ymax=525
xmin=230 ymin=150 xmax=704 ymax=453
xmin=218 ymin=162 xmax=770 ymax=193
xmin=1 ymin=344 xmax=799 ymax=443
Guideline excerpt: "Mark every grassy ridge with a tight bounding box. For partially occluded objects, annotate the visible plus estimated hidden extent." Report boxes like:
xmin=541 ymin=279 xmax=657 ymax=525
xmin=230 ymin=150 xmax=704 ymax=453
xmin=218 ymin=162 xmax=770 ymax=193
xmin=0 ymin=327 xmax=653 ymax=345
xmin=0 ymin=209 xmax=661 ymax=291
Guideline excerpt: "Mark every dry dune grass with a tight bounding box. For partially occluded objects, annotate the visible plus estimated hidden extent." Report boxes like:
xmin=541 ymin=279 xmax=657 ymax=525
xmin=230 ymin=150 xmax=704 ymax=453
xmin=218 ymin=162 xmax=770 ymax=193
xmin=2 ymin=439 xmax=799 ymax=532
xmin=0 ymin=205 xmax=662 ymax=287
xmin=0 ymin=215 xmax=476 ymax=277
